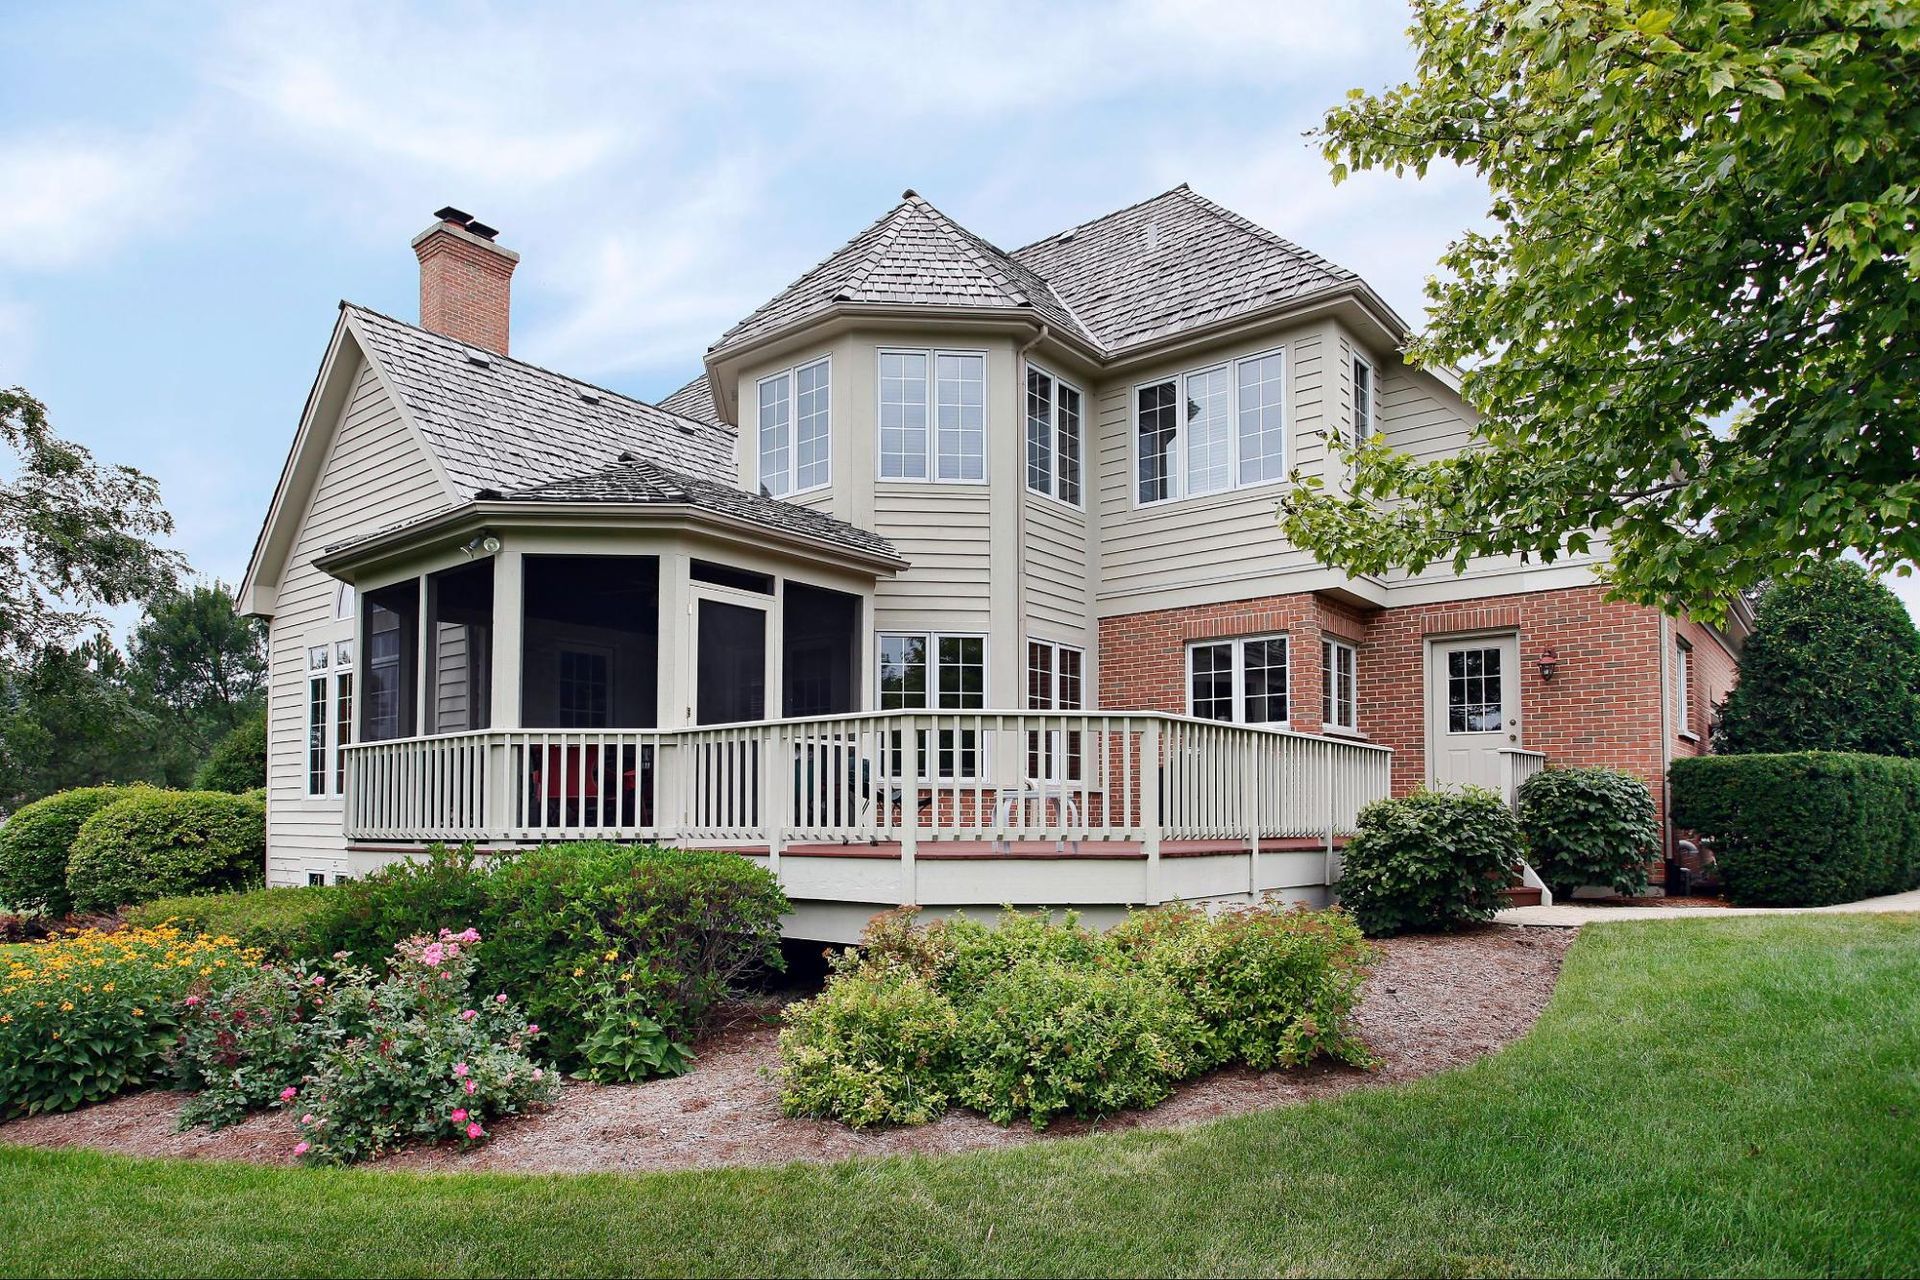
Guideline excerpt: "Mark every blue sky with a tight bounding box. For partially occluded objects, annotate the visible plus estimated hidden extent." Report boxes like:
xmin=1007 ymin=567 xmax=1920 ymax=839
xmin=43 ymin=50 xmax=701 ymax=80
xmin=3 ymin=0 xmax=1914 ymax=621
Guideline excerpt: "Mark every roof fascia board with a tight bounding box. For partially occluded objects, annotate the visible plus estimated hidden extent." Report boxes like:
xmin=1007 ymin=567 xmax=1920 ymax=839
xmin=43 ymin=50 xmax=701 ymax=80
xmin=707 ymin=301 xmax=1106 ymax=370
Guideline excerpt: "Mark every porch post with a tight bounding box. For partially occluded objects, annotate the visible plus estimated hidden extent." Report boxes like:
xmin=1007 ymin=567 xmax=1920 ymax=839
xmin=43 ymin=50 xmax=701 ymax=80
xmin=765 ymin=724 xmax=785 ymax=885
xmin=900 ymin=715 xmax=919 ymax=905
xmin=490 ymin=549 xmax=523 ymax=729
xmin=1142 ymin=717 xmax=1162 ymax=905
xmin=1245 ymin=735 xmax=1261 ymax=899
xmin=658 ymin=548 xmax=691 ymax=728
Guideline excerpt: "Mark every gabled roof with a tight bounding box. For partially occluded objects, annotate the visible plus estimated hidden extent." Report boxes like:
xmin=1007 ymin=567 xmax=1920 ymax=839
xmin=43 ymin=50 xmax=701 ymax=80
xmin=658 ymin=371 xmax=729 ymax=427
xmin=345 ymin=304 xmax=736 ymax=496
xmin=709 ymin=192 xmax=1094 ymax=355
xmin=1012 ymin=185 xmax=1360 ymax=353
xmin=490 ymin=455 xmax=897 ymax=561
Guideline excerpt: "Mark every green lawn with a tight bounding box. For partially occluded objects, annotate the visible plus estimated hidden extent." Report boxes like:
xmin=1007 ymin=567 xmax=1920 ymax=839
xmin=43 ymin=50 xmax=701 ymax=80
xmin=3 ymin=915 xmax=1916 ymax=1278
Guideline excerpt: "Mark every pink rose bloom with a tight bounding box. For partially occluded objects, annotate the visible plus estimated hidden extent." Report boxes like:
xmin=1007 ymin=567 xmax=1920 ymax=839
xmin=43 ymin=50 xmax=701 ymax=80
xmin=421 ymin=944 xmax=445 ymax=967
xmin=279 ymin=1087 xmax=298 ymax=1102
xmin=532 ymin=1068 xmax=544 ymax=1081
xmin=184 ymin=995 xmax=201 ymax=1007
xmin=495 ymin=994 xmax=508 ymax=1005
xmin=440 ymin=971 xmax=451 ymax=979
xmin=453 ymin=1062 xmax=468 ymax=1077
xmin=459 ymin=928 xmax=480 ymax=943
xmin=460 ymin=1009 xmax=477 ymax=1022
xmin=293 ymin=1141 xmax=310 ymax=1157
xmin=300 ymin=1114 xmax=315 ymax=1125
xmin=465 ymin=1078 xmax=478 ymax=1095
xmin=451 ymin=1108 xmax=468 ymax=1123
xmin=310 ymin=974 xmax=326 ymax=986
xmin=466 ymin=1122 xmax=485 ymax=1140
xmin=526 ymin=1024 xmax=540 ymax=1035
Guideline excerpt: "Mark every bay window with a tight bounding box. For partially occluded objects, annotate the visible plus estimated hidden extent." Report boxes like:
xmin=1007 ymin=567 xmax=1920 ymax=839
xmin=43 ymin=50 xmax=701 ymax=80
xmin=1137 ymin=346 xmax=1288 ymax=504
xmin=758 ymin=356 xmax=830 ymax=497
xmin=1025 ymin=366 xmax=1083 ymax=505
xmin=1187 ymin=634 xmax=1289 ymax=725
xmin=878 ymin=349 xmax=984 ymax=482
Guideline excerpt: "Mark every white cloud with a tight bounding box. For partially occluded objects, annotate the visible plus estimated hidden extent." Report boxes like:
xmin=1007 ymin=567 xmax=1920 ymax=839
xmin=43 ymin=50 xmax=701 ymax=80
xmin=0 ymin=134 xmax=189 ymax=271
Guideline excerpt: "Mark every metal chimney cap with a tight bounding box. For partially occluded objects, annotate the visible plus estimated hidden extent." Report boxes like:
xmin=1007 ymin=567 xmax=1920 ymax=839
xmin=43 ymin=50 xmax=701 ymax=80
xmin=465 ymin=220 xmax=500 ymax=241
xmin=433 ymin=205 xmax=475 ymax=226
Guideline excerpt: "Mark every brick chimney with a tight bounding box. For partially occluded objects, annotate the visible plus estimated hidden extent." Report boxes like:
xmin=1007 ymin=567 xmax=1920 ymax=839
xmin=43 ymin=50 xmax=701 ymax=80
xmin=411 ymin=207 xmax=519 ymax=354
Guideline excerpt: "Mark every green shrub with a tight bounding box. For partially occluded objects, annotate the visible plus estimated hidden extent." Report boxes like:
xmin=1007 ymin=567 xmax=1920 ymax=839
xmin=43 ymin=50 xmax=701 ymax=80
xmin=477 ymin=842 xmax=789 ymax=1068
xmin=777 ymin=965 xmax=960 ymax=1127
xmin=65 ymin=790 xmax=265 ymax=914
xmin=127 ymin=885 xmax=336 ymax=958
xmin=1670 ymin=753 xmax=1920 ymax=906
xmin=779 ymin=904 xmax=1375 ymax=1130
xmin=1109 ymin=902 xmax=1376 ymax=1070
xmin=193 ymin=713 xmax=267 ymax=793
xmin=1336 ymin=787 xmax=1522 ymax=936
xmin=0 ymin=785 xmax=144 ymax=916
xmin=307 ymin=843 xmax=491 ymax=962
xmin=1516 ymin=767 xmax=1659 ymax=899
xmin=956 ymin=958 xmax=1207 ymax=1129
xmin=173 ymin=961 xmax=331 ymax=1130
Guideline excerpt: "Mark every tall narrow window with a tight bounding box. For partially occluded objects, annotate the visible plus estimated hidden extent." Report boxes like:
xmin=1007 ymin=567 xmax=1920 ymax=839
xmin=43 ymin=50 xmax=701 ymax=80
xmin=1352 ymin=356 xmax=1373 ymax=440
xmin=1187 ymin=635 xmax=1289 ymax=725
xmin=1184 ymin=366 xmax=1232 ymax=496
xmin=1322 ymin=638 xmax=1357 ymax=731
xmin=935 ymin=353 xmax=984 ymax=481
xmin=1026 ymin=640 xmax=1085 ymax=780
xmin=879 ymin=351 xmax=928 ymax=480
xmin=307 ymin=649 xmax=329 ymax=796
xmin=1025 ymin=367 xmax=1083 ymax=505
xmin=1237 ymin=351 xmax=1287 ymax=485
xmin=1137 ymin=381 xmax=1178 ymax=503
xmin=1675 ymin=640 xmax=1692 ymax=735
xmin=334 ymin=670 xmax=354 ymax=792
xmin=758 ymin=357 xmax=829 ymax=497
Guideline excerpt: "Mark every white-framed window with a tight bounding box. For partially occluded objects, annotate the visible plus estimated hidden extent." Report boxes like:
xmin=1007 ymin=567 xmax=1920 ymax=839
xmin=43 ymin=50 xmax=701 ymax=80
xmin=306 ymin=641 xmax=355 ymax=796
xmin=1025 ymin=365 xmax=1083 ymax=505
xmin=1322 ymin=637 xmax=1357 ymax=731
xmin=878 ymin=631 xmax=986 ymax=776
xmin=1025 ymin=639 xmax=1085 ymax=781
xmin=1348 ymin=355 xmax=1373 ymax=486
xmin=334 ymin=582 xmax=357 ymax=621
xmin=1675 ymin=639 xmax=1693 ymax=736
xmin=1137 ymin=347 xmax=1288 ymax=504
xmin=1187 ymin=634 xmax=1289 ymax=725
xmin=877 ymin=348 xmax=985 ymax=482
xmin=757 ymin=356 xmax=830 ymax=497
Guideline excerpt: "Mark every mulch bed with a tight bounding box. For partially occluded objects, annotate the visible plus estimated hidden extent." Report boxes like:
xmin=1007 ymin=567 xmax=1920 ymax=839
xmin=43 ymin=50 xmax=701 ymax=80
xmin=0 ymin=925 xmax=1575 ymax=1175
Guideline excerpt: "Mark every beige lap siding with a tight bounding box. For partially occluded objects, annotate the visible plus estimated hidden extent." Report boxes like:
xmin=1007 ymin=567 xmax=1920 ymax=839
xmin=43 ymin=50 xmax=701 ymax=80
xmin=264 ymin=358 xmax=452 ymax=885
xmin=1099 ymin=584 xmax=1684 ymax=850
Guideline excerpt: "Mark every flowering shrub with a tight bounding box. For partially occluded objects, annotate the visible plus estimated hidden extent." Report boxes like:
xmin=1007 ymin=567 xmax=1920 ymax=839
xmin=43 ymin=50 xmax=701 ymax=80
xmin=290 ymin=929 xmax=558 ymax=1166
xmin=0 ymin=925 xmax=260 ymax=1116
xmin=779 ymin=904 xmax=1375 ymax=1131
xmin=172 ymin=961 xmax=339 ymax=1130
xmin=574 ymin=980 xmax=692 ymax=1083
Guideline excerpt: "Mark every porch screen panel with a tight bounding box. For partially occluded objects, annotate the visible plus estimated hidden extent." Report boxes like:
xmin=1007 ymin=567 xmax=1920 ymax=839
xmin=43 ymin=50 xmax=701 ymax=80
xmin=782 ymin=582 xmax=860 ymax=717
xmin=521 ymin=555 xmax=659 ymax=730
xmin=362 ymin=580 xmax=420 ymax=742
xmin=427 ymin=559 xmax=494 ymax=733
xmin=696 ymin=600 xmax=767 ymax=725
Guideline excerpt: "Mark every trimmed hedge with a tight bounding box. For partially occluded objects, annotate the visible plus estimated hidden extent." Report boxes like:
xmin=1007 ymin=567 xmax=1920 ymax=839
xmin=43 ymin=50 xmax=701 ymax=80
xmin=1670 ymin=752 xmax=1920 ymax=906
xmin=1336 ymin=787 xmax=1523 ymax=936
xmin=0 ymin=785 xmax=148 ymax=916
xmin=125 ymin=884 xmax=336 ymax=957
xmin=65 ymin=790 xmax=266 ymax=913
xmin=193 ymin=713 xmax=268 ymax=793
xmin=1517 ymin=767 xmax=1658 ymax=899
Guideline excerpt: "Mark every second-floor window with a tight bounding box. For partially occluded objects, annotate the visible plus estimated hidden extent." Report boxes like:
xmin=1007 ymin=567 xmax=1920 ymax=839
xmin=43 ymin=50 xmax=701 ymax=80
xmin=758 ymin=357 xmax=830 ymax=498
xmin=1137 ymin=347 xmax=1288 ymax=504
xmin=878 ymin=349 xmax=985 ymax=482
xmin=1025 ymin=366 xmax=1083 ymax=505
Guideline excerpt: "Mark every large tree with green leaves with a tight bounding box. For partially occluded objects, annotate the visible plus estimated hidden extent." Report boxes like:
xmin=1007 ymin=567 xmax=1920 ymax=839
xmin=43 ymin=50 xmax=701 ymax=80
xmin=1715 ymin=559 xmax=1920 ymax=757
xmin=1 ymin=386 xmax=181 ymax=657
xmin=127 ymin=583 xmax=267 ymax=760
xmin=0 ymin=636 xmax=160 ymax=811
xmin=1281 ymin=0 xmax=1919 ymax=613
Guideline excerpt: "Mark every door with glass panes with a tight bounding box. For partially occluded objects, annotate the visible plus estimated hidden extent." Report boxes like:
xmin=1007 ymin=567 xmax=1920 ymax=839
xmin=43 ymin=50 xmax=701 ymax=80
xmin=1427 ymin=634 xmax=1521 ymax=791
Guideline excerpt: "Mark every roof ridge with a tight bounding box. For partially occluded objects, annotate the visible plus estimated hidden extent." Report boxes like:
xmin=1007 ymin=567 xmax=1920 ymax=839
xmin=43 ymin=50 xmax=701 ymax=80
xmin=837 ymin=201 xmax=914 ymax=301
xmin=1011 ymin=182 xmax=1194 ymax=256
xmin=911 ymin=195 xmax=1029 ymax=306
xmin=340 ymin=301 xmax=723 ymax=434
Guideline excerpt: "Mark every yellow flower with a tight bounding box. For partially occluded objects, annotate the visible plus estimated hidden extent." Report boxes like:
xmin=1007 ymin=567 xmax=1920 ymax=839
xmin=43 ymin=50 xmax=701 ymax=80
xmin=59 ymin=1001 xmax=74 ymax=1012
xmin=50 ymin=1031 xmax=60 ymax=1041
xmin=573 ymin=968 xmax=585 ymax=978
xmin=0 ymin=1014 xmax=11 ymax=1024
xmin=102 ymin=983 xmax=115 ymax=993
xmin=131 ymin=1008 xmax=145 ymax=1018
xmin=603 ymin=950 xmax=618 ymax=962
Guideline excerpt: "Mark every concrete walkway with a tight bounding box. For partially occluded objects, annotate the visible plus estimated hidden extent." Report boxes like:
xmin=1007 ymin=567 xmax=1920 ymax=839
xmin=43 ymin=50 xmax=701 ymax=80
xmin=1497 ymin=887 xmax=1920 ymax=927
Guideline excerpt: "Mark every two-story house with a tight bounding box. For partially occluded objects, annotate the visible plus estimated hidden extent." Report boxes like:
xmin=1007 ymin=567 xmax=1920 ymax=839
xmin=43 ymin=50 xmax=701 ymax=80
xmin=240 ymin=188 xmax=1745 ymax=939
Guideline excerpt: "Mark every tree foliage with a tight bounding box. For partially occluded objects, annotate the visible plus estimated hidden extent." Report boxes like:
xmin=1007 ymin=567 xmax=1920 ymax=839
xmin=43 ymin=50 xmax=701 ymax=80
xmin=1715 ymin=560 xmax=1920 ymax=756
xmin=1281 ymin=1 xmax=1920 ymax=614
xmin=0 ymin=387 xmax=181 ymax=657
xmin=128 ymin=583 xmax=267 ymax=758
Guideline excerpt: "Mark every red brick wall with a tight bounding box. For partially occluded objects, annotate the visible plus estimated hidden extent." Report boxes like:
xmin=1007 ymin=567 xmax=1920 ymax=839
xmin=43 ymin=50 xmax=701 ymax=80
xmin=414 ymin=227 xmax=516 ymax=354
xmin=1672 ymin=616 xmax=1740 ymax=759
xmin=1097 ymin=583 xmax=1701 ymax=837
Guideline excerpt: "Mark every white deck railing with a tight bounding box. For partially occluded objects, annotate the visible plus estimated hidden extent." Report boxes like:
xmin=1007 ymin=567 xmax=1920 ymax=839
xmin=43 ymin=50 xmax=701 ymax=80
xmin=342 ymin=710 xmax=1393 ymax=854
xmin=1497 ymin=747 xmax=1549 ymax=809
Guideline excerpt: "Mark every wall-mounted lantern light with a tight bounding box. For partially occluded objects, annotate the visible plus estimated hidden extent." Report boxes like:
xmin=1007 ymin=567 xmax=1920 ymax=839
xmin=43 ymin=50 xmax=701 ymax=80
xmin=462 ymin=530 xmax=502 ymax=558
xmin=1537 ymin=646 xmax=1559 ymax=682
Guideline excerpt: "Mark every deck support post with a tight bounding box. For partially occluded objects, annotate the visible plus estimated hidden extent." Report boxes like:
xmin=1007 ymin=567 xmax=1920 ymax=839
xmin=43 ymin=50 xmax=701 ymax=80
xmin=1323 ymin=744 xmax=1337 ymax=893
xmin=1142 ymin=718 xmax=1162 ymax=905
xmin=1245 ymin=735 xmax=1261 ymax=900
xmin=764 ymin=727 xmax=784 ymax=886
xmin=900 ymin=716 xmax=920 ymax=905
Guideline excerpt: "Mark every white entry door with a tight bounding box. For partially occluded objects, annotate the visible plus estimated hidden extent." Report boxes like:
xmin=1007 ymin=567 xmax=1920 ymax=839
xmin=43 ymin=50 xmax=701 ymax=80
xmin=1428 ymin=635 xmax=1520 ymax=791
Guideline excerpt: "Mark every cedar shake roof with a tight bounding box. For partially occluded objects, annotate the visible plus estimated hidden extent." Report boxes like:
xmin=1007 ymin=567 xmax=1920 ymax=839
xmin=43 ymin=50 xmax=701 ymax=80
xmin=492 ymin=456 xmax=897 ymax=561
xmin=658 ymin=371 xmax=728 ymax=426
xmin=708 ymin=192 xmax=1094 ymax=354
xmin=708 ymin=184 xmax=1362 ymax=361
